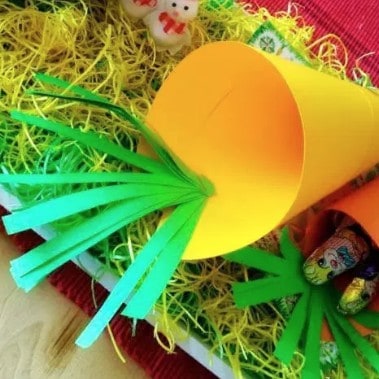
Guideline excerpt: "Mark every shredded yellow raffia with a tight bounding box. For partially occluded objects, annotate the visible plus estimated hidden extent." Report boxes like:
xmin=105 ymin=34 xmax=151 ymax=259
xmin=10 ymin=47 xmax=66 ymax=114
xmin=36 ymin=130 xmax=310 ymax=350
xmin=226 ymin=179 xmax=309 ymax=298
xmin=0 ymin=1 xmax=378 ymax=378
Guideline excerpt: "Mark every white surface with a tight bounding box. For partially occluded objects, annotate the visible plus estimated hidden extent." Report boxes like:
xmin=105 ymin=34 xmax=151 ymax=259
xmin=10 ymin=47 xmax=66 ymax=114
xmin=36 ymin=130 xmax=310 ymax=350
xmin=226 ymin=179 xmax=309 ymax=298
xmin=0 ymin=185 xmax=236 ymax=379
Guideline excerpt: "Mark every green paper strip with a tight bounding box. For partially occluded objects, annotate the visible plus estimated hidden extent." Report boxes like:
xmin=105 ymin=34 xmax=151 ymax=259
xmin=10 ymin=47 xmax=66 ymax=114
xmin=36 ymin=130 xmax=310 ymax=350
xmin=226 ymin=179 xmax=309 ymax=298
xmin=11 ymin=192 xmax=203 ymax=291
xmin=123 ymin=199 xmax=206 ymax=319
xmin=353 ymin=309 xmax=379 ymax=329
xmin=35 ymin=72 xmax=109 ymax=103
xmin=232 ymin=276 xmax=307 ymax=308
xmin=279 ymin=227 xmax=303 ymax=264
xmin=29 ymin=87 xmax=192 ymax=182
xmin=332 ymin=309 xmax=379 ymax=373
xmin=274 ymin=289 xmax=310 ymax=365
xmin=10 ymin=111 xmax=167 ymax=175
xmin=224 ymin=246 xmax=288 ymax=275
xmin=10 ymin=191 xmax=202 ymax=282
xmin=0 ymin=172 xmax=193 ymax=188
xmin=29 ymin=91 xmax=136 ymax=128
xmin=325 ymin=304 xmax=365 ymax=379
xmin=29 ymin=90 xmax=206 ymax=190
xmin=302 ymin=288 xmax=323 ymax=379
xmin=4 ymin=183 xmax=195 ymax=234
xmin=11 ymin=216 xmax=125 ymax=292
xmin=31 ymin=73 xmax=207 ymax=190
xmin=75 ymin=199 xmax=204 ymax=348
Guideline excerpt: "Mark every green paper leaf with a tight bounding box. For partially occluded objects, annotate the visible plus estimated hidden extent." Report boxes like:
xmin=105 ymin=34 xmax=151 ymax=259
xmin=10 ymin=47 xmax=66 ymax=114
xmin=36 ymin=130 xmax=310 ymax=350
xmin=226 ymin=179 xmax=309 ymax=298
xmin=0 ymin=172 xmax=194 ymax=188
xmin=232 ymin=276 xmax=307 ymax=308
xmin=28 ymin=89 xmax=202 ymax=188
xmin=123 ymin=198 xmax=206 ymax=319
xmin=10 ymin=111 xmax=167 ymax=174
xmin=224 ymin=246 xmax=289 ymax=275
xmin=10 ymin=191 xmax=202 ymax=289
xmin=353 ymin=309 xmax=379 ymax=329
xmin=274 ymin=289 xmax=311 ymax=365
xmin=11 ymin=217 xmax=123 ymax=292
xmin=35 ymin=72 xmax=109 ymax=103
xmin=302 ymin=288 xmax=323 ymax=379
xmin=30 ymin=73 xmax=214 ymax=195
xmin=4 ymin=183 xmax=196 ymax=234
xmin=227 ymin=226 xmax=379 ymax=378
xmin=29 ymin=91 xmax=139 ymax=130
xmin=332 ymin=309 xmax=379 ymax=372
xmin=75 ymin=199 xmax=204 ymax=348
xmin=325 ymin=304 xmax=365 ymax=379
xmin=279 ymin=227 xmax=303 ymax=264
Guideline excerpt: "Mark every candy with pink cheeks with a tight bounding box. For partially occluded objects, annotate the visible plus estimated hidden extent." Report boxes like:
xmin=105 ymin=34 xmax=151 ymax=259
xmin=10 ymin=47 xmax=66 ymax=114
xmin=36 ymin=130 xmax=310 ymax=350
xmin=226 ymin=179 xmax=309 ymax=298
xmin=143 ymin=0 xmax=199 ymax=54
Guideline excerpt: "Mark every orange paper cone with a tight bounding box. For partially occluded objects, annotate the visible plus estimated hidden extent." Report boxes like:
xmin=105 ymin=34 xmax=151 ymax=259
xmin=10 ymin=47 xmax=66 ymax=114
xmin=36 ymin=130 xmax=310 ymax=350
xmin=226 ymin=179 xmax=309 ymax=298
xmin=147 ymin=41 xmax=379 ymax=260
xmin=303 ymin=177 xmax=379 ymax=338
xmin=330 ymin=178 xmax=379 ymax=248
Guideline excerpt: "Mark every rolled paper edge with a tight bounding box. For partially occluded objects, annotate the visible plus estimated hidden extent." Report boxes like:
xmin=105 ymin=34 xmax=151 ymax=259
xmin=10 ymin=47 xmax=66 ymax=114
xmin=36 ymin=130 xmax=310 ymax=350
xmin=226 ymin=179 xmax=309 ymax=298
xmin=301 ymin=177 xmax=379 ymax=337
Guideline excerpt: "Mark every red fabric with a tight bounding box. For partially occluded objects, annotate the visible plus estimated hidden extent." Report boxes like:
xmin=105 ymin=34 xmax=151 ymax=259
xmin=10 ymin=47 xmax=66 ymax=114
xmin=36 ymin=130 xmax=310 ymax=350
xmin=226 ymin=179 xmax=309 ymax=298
xmin=1 ymin=2 xmax=379 ymax=378
xmin=247 ymin=0 xmax=379 ymax=85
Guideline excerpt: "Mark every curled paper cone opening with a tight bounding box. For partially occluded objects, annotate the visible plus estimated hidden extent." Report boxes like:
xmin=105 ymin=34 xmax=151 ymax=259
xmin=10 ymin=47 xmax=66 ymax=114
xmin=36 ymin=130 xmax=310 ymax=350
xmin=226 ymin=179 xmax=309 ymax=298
xmin=304 ymin=177 xmax=379 ymax=255
xmin=305 ymin=177 xmax=379 ymax=339
xmin=147 ymin=41 xmax=379 ymax=260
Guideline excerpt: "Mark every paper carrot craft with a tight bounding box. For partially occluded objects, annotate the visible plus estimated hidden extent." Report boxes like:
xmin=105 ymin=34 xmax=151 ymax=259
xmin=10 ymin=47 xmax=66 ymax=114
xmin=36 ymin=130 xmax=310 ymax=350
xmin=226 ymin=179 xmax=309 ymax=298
xmin=1 ymin=41 xmax=379 ymax=352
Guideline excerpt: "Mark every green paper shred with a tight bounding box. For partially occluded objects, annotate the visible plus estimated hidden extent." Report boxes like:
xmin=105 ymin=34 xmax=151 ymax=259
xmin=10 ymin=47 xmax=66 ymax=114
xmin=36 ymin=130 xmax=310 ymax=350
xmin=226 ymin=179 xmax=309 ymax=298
xmin=34 ymin=72 xmax=108 ymax=102
xmin=302 ymin=288 xmax=323 ymax=378
xmin=353 ymin=309 xmax=379 ymax=330
xmin=325 ymin=305 xmax=365 ymax=379
xmin=279 ymin=227 xmax=303 ymax=265
xmin=226 ymin=227 xmax=379 ymax=379
xmin=3 ymin=79 xmax=214 ymax=349
xmin=332 ymin=310 xmax=379 ymax=372
xmin=274 ymin=289 xmax=310 ymax=365
xmin=11 ymin=190 xmax=202 ymax=291
xmin=11 ymin=110 xmax=167 ymax=174
xmin=29 ymin=75 xmax=212 ymax=192
xmin=123 ymin=198 xmax=206 ymax=319
xmin=76 ymin=198 xmax=205 ymax=348
xmin=3 ymin=183 xmax=196 ymax=234
xmin=232 ymin=275 xmax=307 ymax=308
xmin=0 ymin=172 xmax=195 ymax=187
xmin=225 ymin=246 xmax=288 ymax=276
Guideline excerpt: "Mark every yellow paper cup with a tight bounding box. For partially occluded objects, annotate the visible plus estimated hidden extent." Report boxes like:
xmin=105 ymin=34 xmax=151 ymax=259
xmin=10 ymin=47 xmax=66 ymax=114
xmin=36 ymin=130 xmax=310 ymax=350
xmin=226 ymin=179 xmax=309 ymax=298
xmin=146 ymin=41 xmax=379 ymax=260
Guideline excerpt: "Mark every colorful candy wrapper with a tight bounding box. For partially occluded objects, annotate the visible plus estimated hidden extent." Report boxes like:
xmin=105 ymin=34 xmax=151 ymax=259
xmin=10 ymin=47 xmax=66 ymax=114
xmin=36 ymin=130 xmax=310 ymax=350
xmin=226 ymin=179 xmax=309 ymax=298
xmin=338 ymin=252 xmax=379 ymax=315
xmin=303 ymin=227 xmax=369 ymax=284
xmin=320 ymin=341 xmax=340 ymax=371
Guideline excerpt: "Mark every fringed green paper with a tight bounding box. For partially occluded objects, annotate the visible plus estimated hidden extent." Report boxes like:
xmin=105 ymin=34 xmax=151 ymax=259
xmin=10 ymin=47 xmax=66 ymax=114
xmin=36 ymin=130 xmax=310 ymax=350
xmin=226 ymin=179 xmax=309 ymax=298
xmin=225 ymin=228 xmax=379 ymax=378
xmin=1 ymin=2 xmax=378 ymax=378
xmin=0 ymin=73 xmax=214 ymax=347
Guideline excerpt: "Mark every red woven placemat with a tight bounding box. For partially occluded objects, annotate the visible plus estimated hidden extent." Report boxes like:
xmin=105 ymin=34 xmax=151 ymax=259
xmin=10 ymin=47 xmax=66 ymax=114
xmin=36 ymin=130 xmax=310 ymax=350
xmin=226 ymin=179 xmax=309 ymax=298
xmin=2 ymin=1 xmax=378 ymax=378
xmin=252 ymin=0 xmax=379 ymax=85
